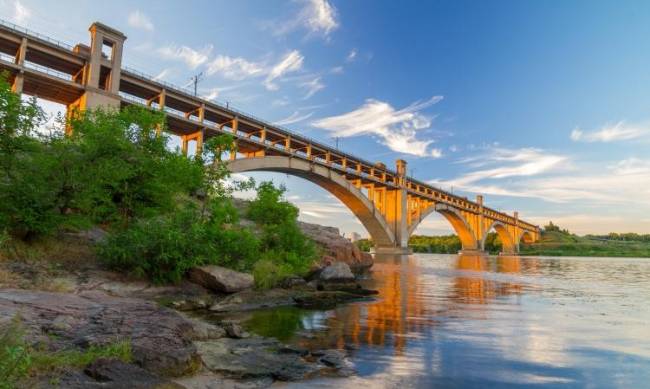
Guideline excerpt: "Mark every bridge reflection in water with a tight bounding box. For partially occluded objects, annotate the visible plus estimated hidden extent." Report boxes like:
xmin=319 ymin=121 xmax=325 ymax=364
xmin=248 ymin=254 xmax=541 ymax=354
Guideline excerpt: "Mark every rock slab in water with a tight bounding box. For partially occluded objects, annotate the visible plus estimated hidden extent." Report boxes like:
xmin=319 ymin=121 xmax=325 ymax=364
xmin=189 ymin=265 xmax=254 ymax=293
xmin=39 ymin=358 xmax=184 ymax=388
xmin=0 ymin=289 xmax=200 ymax=377
xmin=195 ymin=337 xmax=320 ymax=381
xmin=319 ymin=262 xmax=355 ymax=282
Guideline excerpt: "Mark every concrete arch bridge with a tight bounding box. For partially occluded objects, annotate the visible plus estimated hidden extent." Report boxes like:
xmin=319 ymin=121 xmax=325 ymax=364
xmin=0 ymin=20 xmax=539 ymax=254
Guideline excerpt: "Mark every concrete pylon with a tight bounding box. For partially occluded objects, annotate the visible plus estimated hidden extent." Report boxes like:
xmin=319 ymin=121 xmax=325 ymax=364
xmin=375 ymin=159 xmax=410 ymax=254
xmin=67 ymin=22 xmax=126 ymax=130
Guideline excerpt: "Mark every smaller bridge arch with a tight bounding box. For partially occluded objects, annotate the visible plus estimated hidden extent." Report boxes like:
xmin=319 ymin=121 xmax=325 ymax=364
xmin=482 ymin=221 xmax=517 ymax=255
xmin=518 ymin=230 xmax=535 ymax=244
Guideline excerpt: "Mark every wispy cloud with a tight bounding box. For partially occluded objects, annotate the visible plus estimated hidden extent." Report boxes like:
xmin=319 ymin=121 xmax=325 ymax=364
xmin=571 ymin=121 xmax=650 ymax=142
xmin=346 ymin=49 xmax=357 ymax=62
xmin=311 ymin=96 xmax=444 ymax=158
xmin=206 ymin=55 xmax=264 ymax=80
xmin=12 ymin=1 xmax=30 ymax=23
xmin=301 ymin=77 xmax=325 ymax=99
xmin=432 ymin=147 xmax=650 ymax=211
xmin=158 ymin=44 xmax=213 ymax=69
xmin=153 ymin=68 xmax=170 ymax=81
xmin=273 ymin=0 xmax=339 ymax=39
xmin=264 ymin=50 xmax=304 ymax=90
xmin=431 ymin=147 xmax=569 ymax=197
xmin=128 ymin=10 xmax=154 ymax=31
xmin=274 ymin=111 xmax=314 ymax=126
xmin=202 ymin=88 xmax=220 ymax=101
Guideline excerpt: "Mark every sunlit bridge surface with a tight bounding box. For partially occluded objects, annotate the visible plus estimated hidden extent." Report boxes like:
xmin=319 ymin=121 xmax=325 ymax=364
xmin=243 ymin=254 xmax=650 ymax=388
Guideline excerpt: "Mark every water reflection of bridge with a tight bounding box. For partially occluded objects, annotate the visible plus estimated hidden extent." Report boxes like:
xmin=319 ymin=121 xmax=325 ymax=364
xmin=299 ymin=255 xmax=541 ymax=354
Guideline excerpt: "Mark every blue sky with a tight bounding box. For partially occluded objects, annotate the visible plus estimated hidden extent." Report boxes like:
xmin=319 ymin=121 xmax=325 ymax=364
xmin=4 ymin=0 xmax=650 ymax=236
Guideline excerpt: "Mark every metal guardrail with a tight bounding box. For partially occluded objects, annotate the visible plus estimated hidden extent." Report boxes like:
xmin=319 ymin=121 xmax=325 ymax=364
xmin=0 ymin=18 xmax=74 ymax=51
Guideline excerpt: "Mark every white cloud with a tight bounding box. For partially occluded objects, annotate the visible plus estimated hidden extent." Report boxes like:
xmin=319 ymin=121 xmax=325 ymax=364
xmin=346 ymin=49 xmax=357 ymax=62
xmin=271 ymin=0 xmax=339 ymax=39
xmin=445 ymin=148 xmax=568 ymax=187
xmin=571 ymin=121 xmax=650 ymax=142
xmin=311 ymin=96 xmax=444 ymax=158
xmin=274 ymin=111 xmax=314 ymax=126
xmin=433 ymin=148 xmax=650 ymax=215
xmin=153 ymin=68 xmax=170 ymax=81
xmin=301 ymin=77 xmax=325 ymax=99
xmin=302 ymin=0 xmax=338 ymax=35
xmin=158 ymin=44 xmax=213 ymax=69
xmin=264 ymin=50 xmax=304 ymax=90
xmin=330 ymin=66 xmax=344 ymax=74
xmin=202 ymin=88 xmax=220 ymax=101
xmin=12 ymin=1 xmax=30 ymax=23
xmin=206 ymin=55 xmax=264 ymax=80
xmin=128 ymin=10 xmax=154 ymax=31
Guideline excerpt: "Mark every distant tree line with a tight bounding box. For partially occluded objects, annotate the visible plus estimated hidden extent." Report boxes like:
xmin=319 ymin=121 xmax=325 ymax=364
xmin=355 ymin=232 xmax=505 ymax=254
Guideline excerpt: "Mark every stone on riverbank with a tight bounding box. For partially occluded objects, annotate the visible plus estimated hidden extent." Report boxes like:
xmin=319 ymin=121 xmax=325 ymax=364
xmin=0 ymin=289 xmax=200 ymax=377
xmin=188 ymin=265 xmax=254 ymax=293
xmin=195 ymin=337 xmax=320 ymax=381
xmin=298 ymin=221 xmax=373 ymax=273
xmin=319 ymin=261 xmax=355 ymax=282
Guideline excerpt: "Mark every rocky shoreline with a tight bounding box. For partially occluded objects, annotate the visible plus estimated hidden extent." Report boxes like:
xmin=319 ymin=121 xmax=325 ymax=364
xmin=0 ymin=224 xmax=376 ymax=388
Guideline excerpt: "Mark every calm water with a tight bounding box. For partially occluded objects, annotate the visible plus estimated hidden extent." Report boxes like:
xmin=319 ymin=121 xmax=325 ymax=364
xmin=244 ymin=254 xmax=650 ymax=388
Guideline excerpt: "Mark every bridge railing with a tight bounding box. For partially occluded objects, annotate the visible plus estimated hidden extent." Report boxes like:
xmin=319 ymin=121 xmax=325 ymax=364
xmin=0 ymin=18 xmax=74 ymax=51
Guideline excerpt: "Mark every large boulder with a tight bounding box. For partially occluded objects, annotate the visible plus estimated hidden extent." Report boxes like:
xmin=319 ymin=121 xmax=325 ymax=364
xmin=188 ymin=265 xmax=254 ymax=293
xmin=319 ymin=262 xmax=355 ymax=282
xmin=298 ymin=222 xmax=373 ymax=273
xmin=0 ymin=289 xmax=200 ymax=377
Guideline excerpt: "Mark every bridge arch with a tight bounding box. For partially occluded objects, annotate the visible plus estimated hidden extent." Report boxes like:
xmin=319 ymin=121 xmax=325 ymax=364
xmin=518 ymin=230 xmax=535 ymax=244
xmin=482 ymin=221 xmax=517 ymax=254
xmin=408 ymin=203 xmax=479 ymax=251
xmin=227 ymin=156 xmax=395 ymax=247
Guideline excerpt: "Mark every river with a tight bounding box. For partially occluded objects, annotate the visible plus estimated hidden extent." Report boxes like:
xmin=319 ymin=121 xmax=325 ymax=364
xmin=243 ymin=254 xmax=650 ymax=388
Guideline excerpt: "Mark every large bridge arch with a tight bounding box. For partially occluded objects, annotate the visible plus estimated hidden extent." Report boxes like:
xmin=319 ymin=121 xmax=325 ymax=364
xmin=408 ymin=203 xmax=480 ymax=251
xmin=227 ymin=156 xmax=396 ymax=247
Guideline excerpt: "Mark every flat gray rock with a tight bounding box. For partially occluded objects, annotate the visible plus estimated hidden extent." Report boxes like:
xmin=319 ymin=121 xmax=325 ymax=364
xmin=189 ymin=266 xmax=254 ymax=293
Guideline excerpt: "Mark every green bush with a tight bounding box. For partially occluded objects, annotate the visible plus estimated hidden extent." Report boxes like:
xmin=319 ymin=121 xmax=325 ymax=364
xmin=247 ymin=182 xmax=318 ymax=287
xmin=98 ymin=199 xmax=262 ymax=284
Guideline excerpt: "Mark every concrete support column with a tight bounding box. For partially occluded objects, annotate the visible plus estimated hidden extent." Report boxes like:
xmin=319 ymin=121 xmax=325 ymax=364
xmin=181 ymin=135 xmax=189 ymax=156
xmin=513 ymin=211 xmax=520 ymax=254
xmin=476 ymin=195 xmax=484 ymax=250
xmin=196 ymin=131 xmax=204 ymax=156
xmin=11 ymin=37 xmax=27 ymax=94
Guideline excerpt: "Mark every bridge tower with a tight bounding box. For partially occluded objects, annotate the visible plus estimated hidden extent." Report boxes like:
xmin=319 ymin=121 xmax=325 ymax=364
xmin=66 ymin=22 xmax=126 ymax=130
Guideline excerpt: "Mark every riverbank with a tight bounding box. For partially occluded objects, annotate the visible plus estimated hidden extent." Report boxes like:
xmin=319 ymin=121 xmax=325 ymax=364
xmin=0 ymin=227 xmax=376 ymax=388
xmin=519 ymin=230 xmax=650 ymax=257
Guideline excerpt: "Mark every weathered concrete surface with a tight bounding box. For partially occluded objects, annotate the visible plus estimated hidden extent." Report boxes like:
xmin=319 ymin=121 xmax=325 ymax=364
xmin=0 ymin=289 xmax=201 ymax=377
xmin=189 ymin=265 xmax=254 ymax=293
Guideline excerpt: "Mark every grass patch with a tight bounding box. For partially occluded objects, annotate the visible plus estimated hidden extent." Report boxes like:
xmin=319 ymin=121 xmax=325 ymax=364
xmin=0 ymin=316 xmax=132 ymax=389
